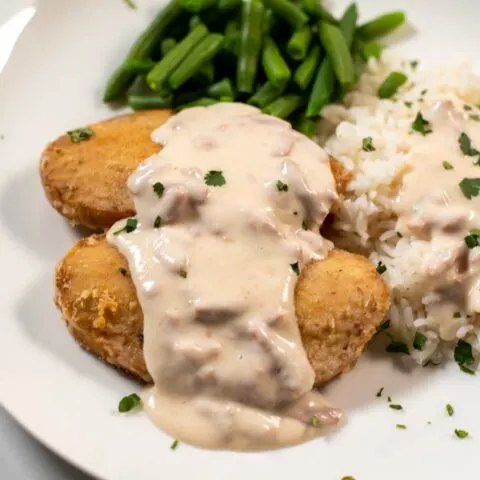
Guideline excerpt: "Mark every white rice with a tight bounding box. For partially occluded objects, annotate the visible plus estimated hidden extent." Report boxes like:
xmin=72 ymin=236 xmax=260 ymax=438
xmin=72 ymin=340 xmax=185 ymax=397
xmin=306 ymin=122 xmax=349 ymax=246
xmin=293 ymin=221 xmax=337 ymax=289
xmin=321 ymin=50 xmax=480 ymax=366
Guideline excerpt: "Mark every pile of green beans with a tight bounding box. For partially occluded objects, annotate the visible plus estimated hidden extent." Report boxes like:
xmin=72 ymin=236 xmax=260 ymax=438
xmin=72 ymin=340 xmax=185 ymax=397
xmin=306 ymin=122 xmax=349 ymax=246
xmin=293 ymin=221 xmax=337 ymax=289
xmin=103 ymin=0 xmax=406 ymax=136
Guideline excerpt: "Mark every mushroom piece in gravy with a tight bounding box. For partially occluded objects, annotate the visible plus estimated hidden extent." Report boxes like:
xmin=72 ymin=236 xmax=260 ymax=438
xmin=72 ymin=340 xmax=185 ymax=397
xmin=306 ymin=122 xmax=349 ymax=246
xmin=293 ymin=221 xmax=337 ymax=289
xmin=107 ymin=103 xmax=341 ymax=451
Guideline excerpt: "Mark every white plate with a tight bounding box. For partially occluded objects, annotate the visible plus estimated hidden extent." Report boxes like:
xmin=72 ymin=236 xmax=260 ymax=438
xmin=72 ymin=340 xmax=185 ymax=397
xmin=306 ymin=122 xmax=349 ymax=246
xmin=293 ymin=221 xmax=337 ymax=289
xmin=0 ymin=1 xmax=479 ymax=479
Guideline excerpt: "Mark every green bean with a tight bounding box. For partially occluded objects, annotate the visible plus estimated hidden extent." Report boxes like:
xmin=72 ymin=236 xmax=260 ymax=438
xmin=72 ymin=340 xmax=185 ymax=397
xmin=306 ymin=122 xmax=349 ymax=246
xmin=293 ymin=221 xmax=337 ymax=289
xmin=103 ymin=0 xmax=182 ymax=102
xmin=169 ymin=34 xmax=224 ymax=89
xmin=339 ymin=3 xmax=357 ymax=48
xmin=123 ymin=59 xmax=156 ymax=74
xmin=361 ymin=41 xmax=384 ymax=59
xmin=194 ymin=62 xmax=215 ymax=85
xmin=177 ymin=97 xmax=218 ymax=110
xmin=262 ymin=37 xmax=291 ymax=88
xmin=306 ymin=57 xmax=335 ymax=117
xmin=206 ymin=78 xmax=236 ymax=99
xmin=377 ymin=71 xmax=407 ymax=99
xmin=179 ymin=0 xmax=218 ymax=13
xmin=264 ymin=95 xmax=304 ymax=119
xmin=287 ymin=26 xmax=312 ymax=61
xmin=295 ymin=114 xmax=317 ymax=138
xmin=301 ymin=0 xmax=336 ymax=23
xmin=262 ymin=9 xmax=276 ymax=34
xmin=357 ymin=11 xmax=406 ymax=40
xmin=128 ymin=93 xmax=173 ymax=110
xmin=318 ymin=21 xmax=354 ymax=88
xmin=293 ymin=45 xmax=321 ymax=90
xmin=147 ymin=24 xmax=209 ymax=90
xmin=218 ymin=0 xmax=241 ymax=11
xmin=263 ymin=0 xmax=308 ymax=29
xmin=237 ymin=0 xmax=265 ymax=93
xmin=160 ymin=38 xmax=177 ymax=56
xmin=224 ymin=19 xmax=240 ymax=55
xmin=248 ymin=82 xmax=285 ymax=108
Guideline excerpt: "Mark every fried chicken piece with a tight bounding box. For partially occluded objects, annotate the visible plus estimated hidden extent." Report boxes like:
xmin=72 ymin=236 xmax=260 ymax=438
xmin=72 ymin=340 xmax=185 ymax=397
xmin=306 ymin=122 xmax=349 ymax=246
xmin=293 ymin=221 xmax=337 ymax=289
xmin=55 ymin=236 xmax=389 ymax=386
xmin=40 ymin=110 xmax=172 ymax=230
xmin=55 ymin=235 xmax=151 ymax=382
xmin=40 ymin=110 xmax=350 ymax=231
xmin=295 ymin=249 xmax=390 ymax=385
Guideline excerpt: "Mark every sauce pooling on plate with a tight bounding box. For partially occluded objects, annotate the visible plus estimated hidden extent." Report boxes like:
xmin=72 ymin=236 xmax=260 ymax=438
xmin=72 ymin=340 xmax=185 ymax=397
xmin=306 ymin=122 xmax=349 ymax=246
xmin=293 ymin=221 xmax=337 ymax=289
xmin=107 ymin=103 xmax=340 ymax=450
xmin=396 ymin=101 xmax=480 ymax=327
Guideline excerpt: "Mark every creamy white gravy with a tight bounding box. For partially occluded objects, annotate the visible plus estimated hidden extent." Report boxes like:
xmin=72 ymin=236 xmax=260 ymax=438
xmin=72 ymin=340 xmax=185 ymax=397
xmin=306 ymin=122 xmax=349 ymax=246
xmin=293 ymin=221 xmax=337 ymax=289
xmin=395 ymin=101 xmax=480 ymax=320
xmin=107 ymin=103 xmax=340 ymax=450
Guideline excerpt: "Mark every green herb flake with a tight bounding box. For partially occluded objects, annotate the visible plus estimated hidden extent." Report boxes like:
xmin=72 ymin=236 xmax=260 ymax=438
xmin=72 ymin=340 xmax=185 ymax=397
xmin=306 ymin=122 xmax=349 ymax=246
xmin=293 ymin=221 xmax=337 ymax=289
xmin=310 ymin=415 xmax=320 ymax=427
xmin=413 ymin=331 xmax=427 ymax=351
xmin=458 ymin=132 xmax=480 ymax=158
xmin=464 ymin=230 xmax=480 ymax=249
xmin=396 ymin=424 xmax=407 ymax=429
xmin=362 ymin=136 xmax=376 ymax=152
xmin=404 ymin=101 xmax=413 ymax=108
xmin=464 ymin=105 xmax=473 ymax=111
xmin=119 ymin=267 xmax=128 ymax=277
xmin=290 ymin=262 xmax=300 ymax=275
xmin=113 ymin=218 xmax=138 ymax=235
xmin=118 ymin=393 xmax=141 ymax=413
xmin=179 ymin=270 xmax=188 ymax=279
xmin=376 ymin=261 xmax=387 ymax=274
xmin=411 ymin=112 xmax=432 ymax=135
xmin=302 ymin=220 xmax=308 ymax=230
xmin=67 ymin=127 xmax=94 ymax=143
xmin=454 ymin=429 xmax=469 ymax=439
xmin=276 ymin=180 xmax=289 ymax=192
xmin=154 ymin=216 xmax=162 ymax=229
xmin=410 ymin=60 xmax=418 ymax=70
xmin=442 ymin=161 xmax=454 ymax=170
xmin=459 ymin=178 xmax=480 ymax=199
xmin=123 ymin=0 xmax=137 ymax=8
xmin=342 ymin=477 xmax=355 ymax=480
xmin=386 ymin=339 xmax=410 ymax=355
xmin=387 ymin=396 xmax=392 ymax=402
xmin=460 ymin=365 xmax=476 ymax=375
xmin=453 ymin=312 xmax=462 ymax=318
xmin=376 ymin=387 xmax=384 ymax=398
xmin=420 ymin=88 xmax=428 ymax=96
xmin=170 ymin=439 xmax=180 ymax=450
xmin=153 ymin=182 xmax=165 ymax=198
xmin=389 ymin=404 xmax=403 ymax=410
xmin=470 ymin=114 xmax=480 ymax=122
xmin=454 ymin=339 xmax=474 ymax=367
xmin=204 ymin=170 xmax=226 ymax=187
xmin=446 ymin=404 xmax=454 ymax=416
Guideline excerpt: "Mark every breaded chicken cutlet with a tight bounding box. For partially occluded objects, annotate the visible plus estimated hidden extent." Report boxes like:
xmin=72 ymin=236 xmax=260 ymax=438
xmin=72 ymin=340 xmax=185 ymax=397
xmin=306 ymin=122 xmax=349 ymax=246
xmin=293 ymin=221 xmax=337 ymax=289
xmin=55 ymin=236 xmax=390 ymax=386
xmin=39 ymin=110 xmax=353 ymax=231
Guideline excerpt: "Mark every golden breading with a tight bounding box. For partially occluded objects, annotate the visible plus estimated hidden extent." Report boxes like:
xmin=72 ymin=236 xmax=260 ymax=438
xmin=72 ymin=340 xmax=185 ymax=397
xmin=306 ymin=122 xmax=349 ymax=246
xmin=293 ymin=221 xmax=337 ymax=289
xmin=329 ymin=157 xmax=353 ymax=194
xmin=295 ymin=249 xmax=390 ymax=385
xmin=55 ymin=235 xmax=151 ymax=382
xmin=55 ymin=236 xmax=390 ymax=386
xmin=40 ymin=110 xmax=172 ymax=230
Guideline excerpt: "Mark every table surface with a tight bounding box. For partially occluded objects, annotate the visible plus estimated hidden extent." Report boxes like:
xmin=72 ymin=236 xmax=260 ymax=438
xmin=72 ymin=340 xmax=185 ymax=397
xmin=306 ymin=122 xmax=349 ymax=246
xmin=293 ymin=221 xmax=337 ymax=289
xmin=0 ymin=407 xmax=94 ymax=480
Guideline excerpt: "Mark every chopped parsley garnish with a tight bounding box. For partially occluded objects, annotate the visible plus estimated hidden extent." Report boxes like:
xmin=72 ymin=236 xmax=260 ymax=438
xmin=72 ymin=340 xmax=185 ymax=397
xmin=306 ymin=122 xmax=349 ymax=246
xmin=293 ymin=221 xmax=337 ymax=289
xmin=342 ymin=477 xmax=355 ymax=480
xmin=154 ymin=216 xmax=162 ymax=228
xmin=396 ymin=424 xmax=407 ymax=429
xmin=386 ymin=339 xmax=409 ymax=355
xmin=302 ymin=220 xmax=308 ymax=230
xmin=446 ymin=404 xmax=454 ymax=416
xmin=378 ymin=319 xmax=390 ymax=332
xmin=67 ymin=127 xmax=94 ymax=143
xmin=376 ymin=387 xmax=384 ymax=398
xmin=290 ymin=262 xmax=300 ymax=275
xmin=310 ymin=415 xmax=320 ymax=427
xmin=118 ymin=393 xmax=141 ymax=413
xmin=179 ymin=270 xmax=187 ymax=279
xmin=153 ymin=182 xmax=165 ymax=198
xmin=376 ymin=261 xmax=387 ymax=274
xmin=420 ymin=88 xmax=428 ymax=96
xmin=389 ymin=404 xmax=403 ymax=410
xmin=123 ymin=0 xmax=137 ymax=8
xmin=453 ymin=312 xmax=462 ymax=318
xmin=119 ymin=267 xmax=128 ymax=277
xmin=413 ymin=331 xmax=427 ymax=351
xmin=464 ymin=105 xmax=473 ymax=111
xmin=170 ymin=439 xmax=180 ymax=450
xmin=411 ymin=112 xmax=432 ymax=135
xmin=460 ymin=365 xmax=476 ymax=375
xmin=442 ymin=161 xmax=454 ymax=170
xmin=459 ymin=178 xmax=480 ymax=199
xmin=470 ymin=114 xmax=480 ymax=122
xmin=464 ymin=230 xmax=480 ymax=248
xmin=276 ymin=180 xmax=289 ymax=192
xmin=362 ymin=136 xmax=376 ymax=152
xmin=454 ymin=339 xmax=474 ymax=368
xmin=387 ymin=396 xmax=392 ymax=402
xmin=404 ymin=101 xmax=413 ymax=108
xmin=204 ymin=170 xmax=226 ymax=186
xmin=458 ymin=132 xmax=480 ymax=158
xmin=113 ymin=218 xmax=138 ymax=235
xmin=454 ymin=429 xmax=469 ymax=439
xmin=410 ymin=60 xmax=418 ymax=69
